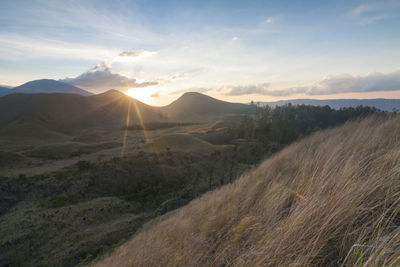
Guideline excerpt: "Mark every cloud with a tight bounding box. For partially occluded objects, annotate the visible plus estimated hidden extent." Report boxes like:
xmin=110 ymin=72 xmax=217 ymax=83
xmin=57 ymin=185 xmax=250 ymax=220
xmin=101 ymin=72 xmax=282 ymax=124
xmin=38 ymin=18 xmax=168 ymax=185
xmin=221 ymin=70 xmax=400 ymax=97
xmin=349 ymin=2 xmax=400 ymax=25
xmin=116 ymin=50 xmax=157 ymax=61
xmin=150 ymin=91 xmax=160 ymax=98
xmin=303 ymin=70 xmax=400 ymax=95
xmin=119 ymin=50 xmax=143 ymax=57
xmin=0 ymin=34 xmax=117 ymax=60
xmin=62 ymin=62 xmax=157 ymax=91
xmin=232 ymin=36 xmax=239 ymax=41
xmin=223 ymin=83 xmax=274 ymax=96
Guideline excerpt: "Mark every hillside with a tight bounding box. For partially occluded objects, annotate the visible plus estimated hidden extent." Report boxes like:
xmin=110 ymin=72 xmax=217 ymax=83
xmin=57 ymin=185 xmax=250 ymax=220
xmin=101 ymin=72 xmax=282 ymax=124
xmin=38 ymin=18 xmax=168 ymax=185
xmin=97 ymin=115 xmax=400 ymax=266
xmin=161 ymin=92 xmax=257 ymax=121
xmin=11 ymin=79 xmax=93 ymax=96
xmin=260 ymin=98 xmax=400 ymax=112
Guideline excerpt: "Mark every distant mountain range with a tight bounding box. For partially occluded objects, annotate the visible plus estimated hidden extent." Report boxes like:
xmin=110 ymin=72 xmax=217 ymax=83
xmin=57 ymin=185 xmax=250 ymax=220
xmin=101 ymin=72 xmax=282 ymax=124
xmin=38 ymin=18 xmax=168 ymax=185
xmin=0 ymin=90 xmax=256 ymax=138
xmin=258 ymin=99 xmax=400 ymax=112
xmin=0 ymin=79 xmax=92 ymax=96
xmin=1 ymin=78 xmax=399 ymax=138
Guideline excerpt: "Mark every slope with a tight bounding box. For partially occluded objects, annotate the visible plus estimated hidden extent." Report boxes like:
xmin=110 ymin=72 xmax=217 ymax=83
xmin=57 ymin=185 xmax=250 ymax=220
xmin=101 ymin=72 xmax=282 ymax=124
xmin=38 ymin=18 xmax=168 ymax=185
xmin=97 ymin=115 xmax=400 ymax=266
xmin=160 ymin=92 xmax=257 ymax=121
xmin=11 ymin=79 xmax=92 ymax=96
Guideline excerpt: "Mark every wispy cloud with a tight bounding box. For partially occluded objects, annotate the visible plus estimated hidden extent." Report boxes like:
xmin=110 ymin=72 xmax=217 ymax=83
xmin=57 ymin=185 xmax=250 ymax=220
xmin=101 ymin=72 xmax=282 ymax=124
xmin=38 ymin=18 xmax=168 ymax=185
xmin=0 ymin=34 xmax=118 ymax=60
xmin=301 ymin=70 xmax=400 ymax=95
xmin=228 ymin=70 xmax=400 ymax=97
xmin=119 ymin=50 xmax=143 ymax=57
xmin=349 ymin=2 xmax=400 ymax=25
xmin=61 ymin=62 xmax=157 ymax=91
xmin=117 ymin=49 xmax=157 ymax=59
xmin=222 ymin=83 xmax=272 ymax=96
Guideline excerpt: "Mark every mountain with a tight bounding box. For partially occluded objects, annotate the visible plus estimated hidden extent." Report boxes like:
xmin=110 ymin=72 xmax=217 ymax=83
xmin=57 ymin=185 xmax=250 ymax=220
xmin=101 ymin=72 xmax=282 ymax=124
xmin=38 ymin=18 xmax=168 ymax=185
xmin=161 ymin=92 xmax=257 ymax=121
xmin=10 ymin=79 xmax=93 ymax=96
xmin=258 ymin=98 xmax=400 ymax=112
xmin=0 ymin=86 xmax=12 ymax=97
xmin=0 ymin=90 xmax=164 ymax=137
xmin=97 ymin=116 xmax=400 ymax=267
xmin=0 ymin=91 xmax=257 ymax=137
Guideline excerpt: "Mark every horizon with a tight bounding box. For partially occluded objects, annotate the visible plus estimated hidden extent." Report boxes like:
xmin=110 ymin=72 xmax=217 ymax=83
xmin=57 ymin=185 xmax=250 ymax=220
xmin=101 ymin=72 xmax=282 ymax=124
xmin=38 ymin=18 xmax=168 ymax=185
xmin=1 ymin=0 xmax=400 ymax=105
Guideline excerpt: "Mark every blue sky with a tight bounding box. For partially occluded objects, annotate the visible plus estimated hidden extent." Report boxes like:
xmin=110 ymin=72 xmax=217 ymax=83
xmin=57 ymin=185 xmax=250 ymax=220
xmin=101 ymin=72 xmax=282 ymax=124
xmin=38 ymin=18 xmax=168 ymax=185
xmin=1 ymin=0 xmax=400 ymax=105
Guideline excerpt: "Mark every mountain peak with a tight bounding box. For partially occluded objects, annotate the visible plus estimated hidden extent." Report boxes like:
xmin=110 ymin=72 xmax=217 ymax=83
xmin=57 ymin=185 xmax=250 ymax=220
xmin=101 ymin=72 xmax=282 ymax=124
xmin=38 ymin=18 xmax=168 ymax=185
xmin=102 ymin=89 xmax=125 ymax=96
xmin=180 ymin=91 xmax=211 ymax=99
xmin=12 ymin=79 xmax=92 ymax=96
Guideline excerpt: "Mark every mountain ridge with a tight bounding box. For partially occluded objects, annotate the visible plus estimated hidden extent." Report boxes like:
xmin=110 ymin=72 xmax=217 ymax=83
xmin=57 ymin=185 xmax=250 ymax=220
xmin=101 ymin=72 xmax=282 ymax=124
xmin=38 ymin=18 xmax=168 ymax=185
xmin=0 ymin=90 xmax=255 ymax=137
xmin=0 ymin=79 xmax=92 ymax=96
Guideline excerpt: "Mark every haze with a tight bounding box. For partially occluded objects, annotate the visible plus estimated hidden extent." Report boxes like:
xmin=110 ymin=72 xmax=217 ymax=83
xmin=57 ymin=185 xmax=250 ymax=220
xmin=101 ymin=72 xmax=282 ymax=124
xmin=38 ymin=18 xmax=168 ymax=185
xmin=1 ymin=0 xmax=400 ymax=105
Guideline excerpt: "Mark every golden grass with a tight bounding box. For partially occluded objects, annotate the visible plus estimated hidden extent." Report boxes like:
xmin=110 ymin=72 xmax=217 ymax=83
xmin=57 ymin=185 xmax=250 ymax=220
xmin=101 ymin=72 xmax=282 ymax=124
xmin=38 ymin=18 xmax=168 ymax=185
xmin=96 ymin=115 xmax=400 ymax=267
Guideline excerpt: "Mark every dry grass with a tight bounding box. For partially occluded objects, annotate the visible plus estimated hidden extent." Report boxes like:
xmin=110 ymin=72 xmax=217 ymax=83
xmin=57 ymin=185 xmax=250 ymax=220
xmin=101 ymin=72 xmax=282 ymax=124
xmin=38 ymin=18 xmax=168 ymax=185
xmin=96 ymin=115 xmax=400 ymax=267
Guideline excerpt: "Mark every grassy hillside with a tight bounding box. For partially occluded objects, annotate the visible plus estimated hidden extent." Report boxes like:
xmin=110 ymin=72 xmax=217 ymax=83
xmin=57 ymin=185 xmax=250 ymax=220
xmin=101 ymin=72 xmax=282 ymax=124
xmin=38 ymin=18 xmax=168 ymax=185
xmin=97 ymin=115 xmax=400 ymax=266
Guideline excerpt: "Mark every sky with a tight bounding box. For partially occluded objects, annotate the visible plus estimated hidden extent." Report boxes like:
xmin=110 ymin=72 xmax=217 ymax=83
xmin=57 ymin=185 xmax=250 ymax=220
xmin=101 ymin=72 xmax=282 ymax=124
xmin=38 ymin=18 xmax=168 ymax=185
xmin=1 ymin=0 xmax=400 ymax=105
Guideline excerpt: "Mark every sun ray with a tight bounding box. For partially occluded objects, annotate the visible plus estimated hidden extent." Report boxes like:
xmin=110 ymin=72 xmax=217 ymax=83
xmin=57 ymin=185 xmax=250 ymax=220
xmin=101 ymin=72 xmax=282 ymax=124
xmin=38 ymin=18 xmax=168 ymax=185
xmin=121 ymin=100 xmax=131 ymax=157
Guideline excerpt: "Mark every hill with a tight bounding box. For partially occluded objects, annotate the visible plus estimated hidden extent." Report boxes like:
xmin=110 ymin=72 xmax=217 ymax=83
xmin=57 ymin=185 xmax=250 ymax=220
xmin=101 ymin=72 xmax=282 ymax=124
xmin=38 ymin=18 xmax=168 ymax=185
xmin=97 ymin=115 xmax=400 ymax=266
xmin=10 ymin=79 xmax=93 ymax=96
xmin=0 ymin=90 xmax=164 ymax=137
xmin=161 ymin=92 xmax=257 ymax=121
xmin=259 ymin=98 xmax=400 ymax=112
xmin=0 ymin=91 xmax=256 ymax=137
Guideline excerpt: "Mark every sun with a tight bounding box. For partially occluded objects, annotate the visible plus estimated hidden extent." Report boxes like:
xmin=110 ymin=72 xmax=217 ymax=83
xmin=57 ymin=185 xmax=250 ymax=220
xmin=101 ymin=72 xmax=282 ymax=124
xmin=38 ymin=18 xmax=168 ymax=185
xmin=125 ymin=88 xmax=150 ymax=103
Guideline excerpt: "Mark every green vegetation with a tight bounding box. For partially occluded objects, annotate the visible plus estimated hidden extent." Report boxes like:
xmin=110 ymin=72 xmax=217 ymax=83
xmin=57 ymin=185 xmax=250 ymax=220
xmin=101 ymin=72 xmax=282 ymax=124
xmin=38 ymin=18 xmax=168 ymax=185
xmin=222 ymin=104 xmax=384 ymax=163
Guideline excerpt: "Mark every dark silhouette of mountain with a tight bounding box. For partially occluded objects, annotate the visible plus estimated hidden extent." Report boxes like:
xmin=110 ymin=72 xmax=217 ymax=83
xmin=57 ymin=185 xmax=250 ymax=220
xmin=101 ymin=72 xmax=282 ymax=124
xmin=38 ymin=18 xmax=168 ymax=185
xmin=0 ymin=91 xmax=257 ymax=137
xmin=161 ymin=92 xmax=257 ymax=121
xmin=0 ymin=90 xmax=165 ymax=134
xmin=258 ymin=98 xmax=400 ymax=112
xmin=10 ymin=79 xmax=93 ymax=96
